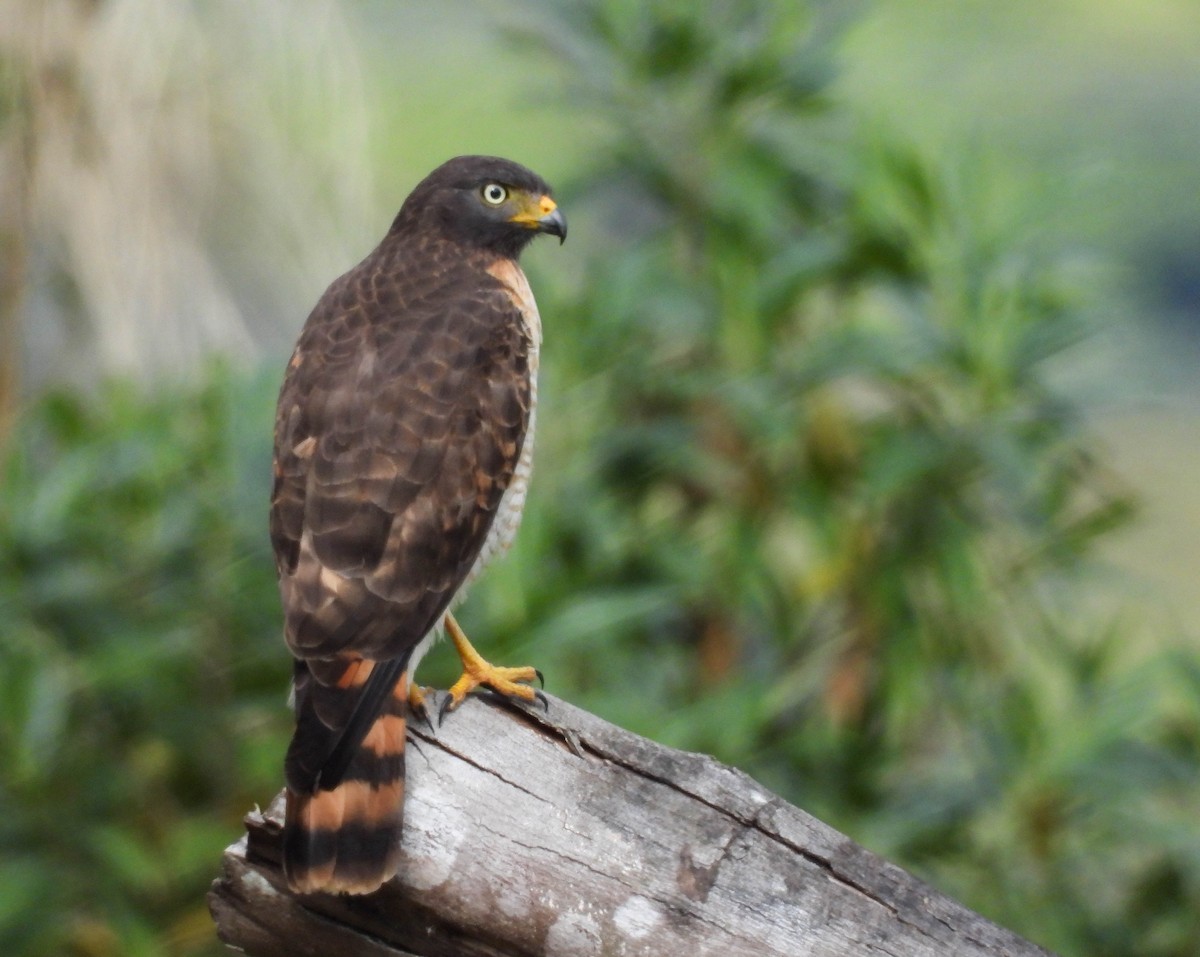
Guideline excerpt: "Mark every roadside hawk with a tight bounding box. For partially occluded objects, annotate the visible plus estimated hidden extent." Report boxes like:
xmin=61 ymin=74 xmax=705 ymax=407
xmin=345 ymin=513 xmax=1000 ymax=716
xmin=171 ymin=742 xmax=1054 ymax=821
xmin=270 ymin=155 xmax=566 ymax=894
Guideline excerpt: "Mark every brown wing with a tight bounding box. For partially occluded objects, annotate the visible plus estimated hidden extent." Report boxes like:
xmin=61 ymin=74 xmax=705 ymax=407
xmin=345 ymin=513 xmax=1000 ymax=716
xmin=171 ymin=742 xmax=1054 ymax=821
xmin=271 ymin=241 xmax=532 ymax=791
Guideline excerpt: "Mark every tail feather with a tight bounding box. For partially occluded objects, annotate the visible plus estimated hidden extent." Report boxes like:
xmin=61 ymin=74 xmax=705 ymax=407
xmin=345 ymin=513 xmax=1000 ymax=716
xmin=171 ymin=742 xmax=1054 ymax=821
xmin=283 ymin=661 xmax=409 ymax=895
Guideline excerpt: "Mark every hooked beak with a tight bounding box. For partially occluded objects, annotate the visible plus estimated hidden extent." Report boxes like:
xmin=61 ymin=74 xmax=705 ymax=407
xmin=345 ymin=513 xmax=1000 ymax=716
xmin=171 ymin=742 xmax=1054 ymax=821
xmin=511 ymin=194 xmax=567 ymax=244
xmin=537 ymin=205 xmax=567 ymax=244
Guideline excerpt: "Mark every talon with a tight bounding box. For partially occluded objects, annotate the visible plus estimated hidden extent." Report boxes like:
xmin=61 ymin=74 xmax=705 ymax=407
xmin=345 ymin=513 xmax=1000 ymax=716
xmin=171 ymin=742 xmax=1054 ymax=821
xmin=533 ymin=689 xmax=549 ymax=712
xmin=408 ymin=684 xmax=433 ymax=727
xmin=535 ymin=669 xmax=545 ymax=689
xmin=437 ymin=612 xmax=543 ymax=722
xmin=437 ymin=692 xmax=454 ymax=728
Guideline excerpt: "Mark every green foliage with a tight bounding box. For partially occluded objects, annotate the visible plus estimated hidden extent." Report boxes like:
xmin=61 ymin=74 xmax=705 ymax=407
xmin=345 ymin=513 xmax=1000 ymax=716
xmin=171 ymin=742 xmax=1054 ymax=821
xmin=474 ymin=0 xmax=1199 ymax=953
xmin=0 ymin=368 xmax=286 ymax=957
xmin=2 ymin=2 xmax=1198 ymax=956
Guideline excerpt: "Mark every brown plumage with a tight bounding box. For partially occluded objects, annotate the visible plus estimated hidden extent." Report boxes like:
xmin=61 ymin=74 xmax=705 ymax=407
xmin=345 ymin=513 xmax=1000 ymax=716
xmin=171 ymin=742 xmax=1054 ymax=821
xmin=270 ymin=155 xmax=566 ymax=894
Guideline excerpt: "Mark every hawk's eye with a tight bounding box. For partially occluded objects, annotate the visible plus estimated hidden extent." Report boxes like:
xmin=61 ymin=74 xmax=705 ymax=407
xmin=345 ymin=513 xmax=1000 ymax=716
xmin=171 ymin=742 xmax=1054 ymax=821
xmin=481 ymin=183 xmax=508 ymax=206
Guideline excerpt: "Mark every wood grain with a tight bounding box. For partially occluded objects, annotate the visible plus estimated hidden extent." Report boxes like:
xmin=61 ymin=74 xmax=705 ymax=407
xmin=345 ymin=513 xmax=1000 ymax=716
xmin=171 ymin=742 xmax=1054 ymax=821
xmin=209 ymin=692 xmax=1055 ymax=957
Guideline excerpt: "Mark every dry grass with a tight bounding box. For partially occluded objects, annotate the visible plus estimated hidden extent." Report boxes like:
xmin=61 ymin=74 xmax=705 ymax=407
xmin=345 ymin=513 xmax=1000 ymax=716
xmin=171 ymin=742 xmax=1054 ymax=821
xmin=1 ymin=0 xmax=376 ymax=389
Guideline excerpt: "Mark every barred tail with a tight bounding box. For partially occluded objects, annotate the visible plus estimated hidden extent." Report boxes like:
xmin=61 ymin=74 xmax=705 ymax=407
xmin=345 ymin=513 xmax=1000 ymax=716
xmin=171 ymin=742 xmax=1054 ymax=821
xmin=282 ymin=658 xmax=409 ymax=895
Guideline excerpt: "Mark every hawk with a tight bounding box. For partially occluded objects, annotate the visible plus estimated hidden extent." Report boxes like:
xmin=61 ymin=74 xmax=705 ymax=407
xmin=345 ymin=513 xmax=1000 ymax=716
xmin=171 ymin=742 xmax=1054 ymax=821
xmin=270 ymin=155 xmax=566 ymax=895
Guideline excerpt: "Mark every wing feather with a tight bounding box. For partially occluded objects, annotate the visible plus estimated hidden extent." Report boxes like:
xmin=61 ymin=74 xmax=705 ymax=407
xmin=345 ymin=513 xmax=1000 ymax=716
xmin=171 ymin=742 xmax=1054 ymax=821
xmin=271 ymin=245 xmax=532 ymax=665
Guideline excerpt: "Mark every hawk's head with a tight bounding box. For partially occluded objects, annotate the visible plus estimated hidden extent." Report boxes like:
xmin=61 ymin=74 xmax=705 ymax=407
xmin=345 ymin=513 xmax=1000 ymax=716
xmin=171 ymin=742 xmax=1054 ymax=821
xmin=394 ymin=155 xmax=567 ymax=259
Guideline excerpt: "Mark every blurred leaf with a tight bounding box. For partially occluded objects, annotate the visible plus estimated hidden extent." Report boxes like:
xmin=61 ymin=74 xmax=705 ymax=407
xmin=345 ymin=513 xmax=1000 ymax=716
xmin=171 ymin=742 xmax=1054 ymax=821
xmin=0 ymin=365 xmax=286 ymax=957
xmin=500 ymin=2 xmax=1200 ymax=954
xmin=2 ymin=3 xmax=1198 ymax=957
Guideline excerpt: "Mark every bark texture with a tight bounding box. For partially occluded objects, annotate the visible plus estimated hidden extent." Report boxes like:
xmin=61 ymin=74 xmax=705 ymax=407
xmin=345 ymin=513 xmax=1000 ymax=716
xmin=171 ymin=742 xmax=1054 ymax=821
xmin=209 ymin=692 xmax=1055 ymax=957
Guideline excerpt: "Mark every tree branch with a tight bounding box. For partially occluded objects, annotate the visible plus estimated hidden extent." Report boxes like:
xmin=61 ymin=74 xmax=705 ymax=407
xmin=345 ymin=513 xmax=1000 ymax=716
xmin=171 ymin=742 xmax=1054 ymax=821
xmin=209 ymin=693 xmax=1054 ymax=957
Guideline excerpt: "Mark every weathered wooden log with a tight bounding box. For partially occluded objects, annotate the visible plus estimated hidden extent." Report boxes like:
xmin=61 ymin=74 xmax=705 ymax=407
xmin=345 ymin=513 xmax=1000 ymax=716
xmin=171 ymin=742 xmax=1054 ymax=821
xmin=209 ymin=692 xmax=1054 ymax=957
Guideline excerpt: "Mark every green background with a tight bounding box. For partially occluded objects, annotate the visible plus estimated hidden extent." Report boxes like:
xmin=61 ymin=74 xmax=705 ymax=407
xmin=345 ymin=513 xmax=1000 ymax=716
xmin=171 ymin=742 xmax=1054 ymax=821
xmin=1 ymin=1 xmax=1198 ymax=954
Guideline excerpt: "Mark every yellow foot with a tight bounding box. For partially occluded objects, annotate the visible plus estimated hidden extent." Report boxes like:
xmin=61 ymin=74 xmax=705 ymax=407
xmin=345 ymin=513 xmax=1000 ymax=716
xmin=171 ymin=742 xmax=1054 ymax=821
xmin=438 ymin=612 xmax=545 ymax=724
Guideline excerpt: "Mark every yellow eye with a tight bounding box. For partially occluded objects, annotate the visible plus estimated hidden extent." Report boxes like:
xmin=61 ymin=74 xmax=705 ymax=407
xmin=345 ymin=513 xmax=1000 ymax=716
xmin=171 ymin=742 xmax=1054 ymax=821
xmin=481 ymin=183 xmax=508 ymax=206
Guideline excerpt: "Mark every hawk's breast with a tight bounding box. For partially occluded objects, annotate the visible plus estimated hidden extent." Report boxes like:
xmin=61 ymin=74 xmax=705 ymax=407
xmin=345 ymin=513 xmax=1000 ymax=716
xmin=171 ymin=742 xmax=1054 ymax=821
xmin=464 ymin=258 xmax=542 ymax=584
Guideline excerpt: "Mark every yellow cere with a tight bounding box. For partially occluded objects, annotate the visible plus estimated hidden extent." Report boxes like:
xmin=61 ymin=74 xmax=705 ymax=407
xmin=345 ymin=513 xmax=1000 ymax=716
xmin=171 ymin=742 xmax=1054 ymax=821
xmin=510 ymin=193 xmax=557 ymax=226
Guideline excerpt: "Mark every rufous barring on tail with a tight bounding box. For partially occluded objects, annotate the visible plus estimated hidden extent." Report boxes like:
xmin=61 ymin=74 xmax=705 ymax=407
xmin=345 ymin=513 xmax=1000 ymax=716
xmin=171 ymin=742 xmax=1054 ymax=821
xmin=269 ymin=155 xmax=565 ymax=894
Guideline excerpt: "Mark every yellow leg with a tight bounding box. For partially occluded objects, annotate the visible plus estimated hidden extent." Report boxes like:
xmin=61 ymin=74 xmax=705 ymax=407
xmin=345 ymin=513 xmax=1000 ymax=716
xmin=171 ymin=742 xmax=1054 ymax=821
xmin=439 ymin=612 xmax=544 ymax=721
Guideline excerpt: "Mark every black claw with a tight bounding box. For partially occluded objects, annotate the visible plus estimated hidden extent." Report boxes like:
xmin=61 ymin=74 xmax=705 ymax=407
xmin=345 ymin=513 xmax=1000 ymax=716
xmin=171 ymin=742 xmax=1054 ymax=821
xmin=408 ymin=690 xmax=433 ymax=729
xmin=533 ymin=689 xmax=549 ymax=713
xmin=437 ymin=693 xmax=455 ymax=728
xmin=534 ymin=669 xmax=545 ymax=689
